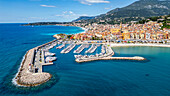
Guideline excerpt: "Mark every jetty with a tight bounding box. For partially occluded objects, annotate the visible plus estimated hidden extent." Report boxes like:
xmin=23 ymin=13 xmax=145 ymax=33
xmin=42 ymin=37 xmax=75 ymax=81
xmin=85 ymin=44 xmax=98 ymax=53
xmin=56 ymin=43 xmax=65 ymax=49
xmin=101 ymin=45 xmax=106 ymax=54
xmin=76 ymin=56 xmax=145 ymax=63
xmin=13 ymin=40 xmax=58 ymax=87
xmin=60 ymin=44 xmax=76 ymax=53
xmin=74 ymin=44 xmax=89 ymax=53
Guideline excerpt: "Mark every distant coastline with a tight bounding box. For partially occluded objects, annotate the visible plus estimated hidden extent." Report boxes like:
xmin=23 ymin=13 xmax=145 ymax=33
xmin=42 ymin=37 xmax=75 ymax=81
xmin=22 ymin=22 xmax=69 ymax=26
xmin=22 ymin=23 xmax=86 ymax=35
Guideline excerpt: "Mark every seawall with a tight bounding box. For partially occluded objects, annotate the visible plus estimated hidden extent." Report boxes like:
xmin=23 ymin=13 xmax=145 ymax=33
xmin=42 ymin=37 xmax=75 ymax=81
xmin=13 ymin=39 xmax=57 ymax=87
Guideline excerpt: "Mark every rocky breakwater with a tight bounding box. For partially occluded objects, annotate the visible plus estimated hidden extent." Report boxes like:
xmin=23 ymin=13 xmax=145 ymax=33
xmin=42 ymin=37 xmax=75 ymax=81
xmin=14 ymin=49 xmax=51 ymax=87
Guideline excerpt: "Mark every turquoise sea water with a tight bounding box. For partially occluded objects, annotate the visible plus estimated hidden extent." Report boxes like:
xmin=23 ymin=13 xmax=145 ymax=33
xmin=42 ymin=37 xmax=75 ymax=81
xmin=0 ymin=24 xmax=170 ymax=96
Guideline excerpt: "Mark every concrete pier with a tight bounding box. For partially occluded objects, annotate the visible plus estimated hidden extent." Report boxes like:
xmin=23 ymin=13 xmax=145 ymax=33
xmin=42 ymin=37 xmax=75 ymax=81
xmin=85 ymin=44 xmax=97 ymax=53
xmin=60 ymin=44 xmax=76 ymax=53
xmin=76 ymin=56 xmax=145 ymax=63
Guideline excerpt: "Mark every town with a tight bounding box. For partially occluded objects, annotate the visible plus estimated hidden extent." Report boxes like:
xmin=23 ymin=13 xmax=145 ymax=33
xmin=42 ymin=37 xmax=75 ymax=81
xmin=54 ymin=21 xmax=170 ymax=44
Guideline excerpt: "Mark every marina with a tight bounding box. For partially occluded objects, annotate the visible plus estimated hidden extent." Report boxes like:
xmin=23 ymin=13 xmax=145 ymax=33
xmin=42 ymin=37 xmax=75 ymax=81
xmin=75 ymin=44 xmax=114 ymax=62
xmin=14 ymin=38 xmax=170 ymax=87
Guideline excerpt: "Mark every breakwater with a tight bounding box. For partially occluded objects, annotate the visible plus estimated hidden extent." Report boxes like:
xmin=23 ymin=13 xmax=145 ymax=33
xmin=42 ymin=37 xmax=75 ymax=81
xmin=13 ymin=40 xmax=57 ymax=87
xmin=76 ymin=56 xmax=146 ymax=63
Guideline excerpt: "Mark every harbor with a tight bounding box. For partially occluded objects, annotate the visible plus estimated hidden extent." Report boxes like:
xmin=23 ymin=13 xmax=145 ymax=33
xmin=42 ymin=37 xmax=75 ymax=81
xmin=15 ymin=38 xmax=170 ymax=87
xmin=1 ymin=12 xmax=169 ymax=95
xmin=15 ymin=37 xmax=170 ymax=87
xmin=56 ymin=42 xmax=146 ymax=63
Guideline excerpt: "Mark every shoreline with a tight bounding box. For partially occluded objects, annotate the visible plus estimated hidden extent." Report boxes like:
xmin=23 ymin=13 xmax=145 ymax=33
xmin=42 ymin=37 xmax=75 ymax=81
xmin=110 ymin=43 xmax=170 ymax=47
xmin=74 ymin=41 xmax=170 ymax=48
xmin=80 ymin=27 xmax=87 ymax=33
xmin=24 ymin=24 xmax=86 ymax=35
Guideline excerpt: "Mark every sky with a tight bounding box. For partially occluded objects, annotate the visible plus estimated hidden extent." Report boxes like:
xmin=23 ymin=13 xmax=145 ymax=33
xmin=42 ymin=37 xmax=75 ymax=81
xmin=0 ymin=0 xmax=138 ymax=23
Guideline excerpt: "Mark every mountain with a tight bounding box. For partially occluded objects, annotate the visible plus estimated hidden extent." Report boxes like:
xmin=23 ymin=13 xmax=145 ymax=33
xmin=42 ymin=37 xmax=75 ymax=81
xmin=72 ymin=16 xmax=95 ymax=22
xmin=106 ymin=0 xmax=170 ymax=17
xmin=74 ymin=0 xmax=170 ymax=24
xmin=25 ymin=0 xmax=170 ymax=26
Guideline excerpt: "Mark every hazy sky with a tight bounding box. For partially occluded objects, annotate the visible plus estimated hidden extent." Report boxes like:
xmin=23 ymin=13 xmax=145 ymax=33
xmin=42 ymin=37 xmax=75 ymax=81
xmin=0 ymin=0 xmax=138 ymax=23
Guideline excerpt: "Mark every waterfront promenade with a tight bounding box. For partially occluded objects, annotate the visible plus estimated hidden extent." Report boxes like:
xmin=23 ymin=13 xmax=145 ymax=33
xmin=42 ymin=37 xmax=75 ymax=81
xmin=110 ymin=43 xmax=170 ymax=47
xmin=75 ymin=40 xmax=170 ymax=47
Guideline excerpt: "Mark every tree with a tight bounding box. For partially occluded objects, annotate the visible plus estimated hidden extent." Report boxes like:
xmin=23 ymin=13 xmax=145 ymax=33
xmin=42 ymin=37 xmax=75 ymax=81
xmin=67 ymin=35 xmax=72 ymax=39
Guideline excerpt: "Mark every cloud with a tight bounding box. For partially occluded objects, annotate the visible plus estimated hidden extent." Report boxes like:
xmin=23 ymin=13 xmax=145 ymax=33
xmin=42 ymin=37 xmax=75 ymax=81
xmin=104 ymin=6 xmax=112 ymax=10
xmin=29 ymin=0 xmax=41 ymax=1
xmin=56 ymin=11 xmax=88 ymax=19
xmin=104 ymin=8 xmax=110 ymax=9
xmin=40 ymin=5 xmax=56 ymax=8
xmin=85 ymin=0 xmax=110 ymax=3
xmin=78 ymin=0 xmax=110 ymax=5
xmin=80 ymin=1 xmax=92 ymax=5
xmin=69 ymin=11 xmax=73 ymax=14
xmin=62 ymin=11 xmax=76 ymax=15
xmin=63 ymin=11 xmax=67 ymax=14
xmin=21 ymin=17 xmax=48 ymax=21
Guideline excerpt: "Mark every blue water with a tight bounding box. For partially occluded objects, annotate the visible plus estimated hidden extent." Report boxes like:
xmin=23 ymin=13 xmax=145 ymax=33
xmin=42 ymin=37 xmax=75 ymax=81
xmin=0 ymin=24 xmax=170 ymax=96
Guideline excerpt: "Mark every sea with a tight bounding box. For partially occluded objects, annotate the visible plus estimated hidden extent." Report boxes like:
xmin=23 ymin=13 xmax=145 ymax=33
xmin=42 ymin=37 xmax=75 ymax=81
xmin=0 ymin=23 xmax=170 ymax=96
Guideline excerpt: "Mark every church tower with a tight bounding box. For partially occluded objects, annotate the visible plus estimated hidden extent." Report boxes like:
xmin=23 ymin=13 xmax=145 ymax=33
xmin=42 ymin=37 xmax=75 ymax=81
xmin=120 ymin=22 xmax=122 ymax=31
